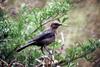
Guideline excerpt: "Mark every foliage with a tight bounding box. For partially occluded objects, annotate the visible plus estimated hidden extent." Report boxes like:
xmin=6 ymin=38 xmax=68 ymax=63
xmin=57 ymin=40 xmax=100 ymax=67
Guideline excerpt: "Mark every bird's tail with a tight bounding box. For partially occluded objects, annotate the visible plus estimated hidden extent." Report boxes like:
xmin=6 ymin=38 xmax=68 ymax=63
xmin=16 ymin=40 xmax=35 ymax=52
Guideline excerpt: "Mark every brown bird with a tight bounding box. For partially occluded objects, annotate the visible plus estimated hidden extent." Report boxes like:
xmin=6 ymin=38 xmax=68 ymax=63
xmin=16 ymin=22 xmax=62 ymax=54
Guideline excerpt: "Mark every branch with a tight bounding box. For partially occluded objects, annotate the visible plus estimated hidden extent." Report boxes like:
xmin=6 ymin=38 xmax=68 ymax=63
xmin=0 ymin=58 xmax=8 ymax=66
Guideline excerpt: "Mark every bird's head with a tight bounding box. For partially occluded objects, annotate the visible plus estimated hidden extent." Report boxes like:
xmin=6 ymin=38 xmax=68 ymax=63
xmin=50 ymin=22 xmax=62 ymax=29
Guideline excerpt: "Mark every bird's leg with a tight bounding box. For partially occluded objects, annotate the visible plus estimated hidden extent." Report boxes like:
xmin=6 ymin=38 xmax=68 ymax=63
xmin=40 ymin=46 xmax=53 ymax=55
xmin=40 ymin=47 xmax=45 ymax=55
xmin=44 ymin=46 xmax=54 ymax=63
xmin=44 ymin=46 xmax=52 ymax=55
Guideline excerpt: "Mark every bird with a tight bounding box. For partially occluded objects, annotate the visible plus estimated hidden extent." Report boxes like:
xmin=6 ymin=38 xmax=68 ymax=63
xmin=16 ymin=22 xmax=62 ymax=54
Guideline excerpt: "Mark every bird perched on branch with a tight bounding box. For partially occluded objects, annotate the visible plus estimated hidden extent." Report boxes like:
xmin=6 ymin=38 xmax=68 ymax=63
xmin=16 ymin=22 xmax=62 ymax=54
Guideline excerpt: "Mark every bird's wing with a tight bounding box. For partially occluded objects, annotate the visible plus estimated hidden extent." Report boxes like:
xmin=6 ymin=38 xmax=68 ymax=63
xmin=33 ymin=29 xmax=55 ymax=42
